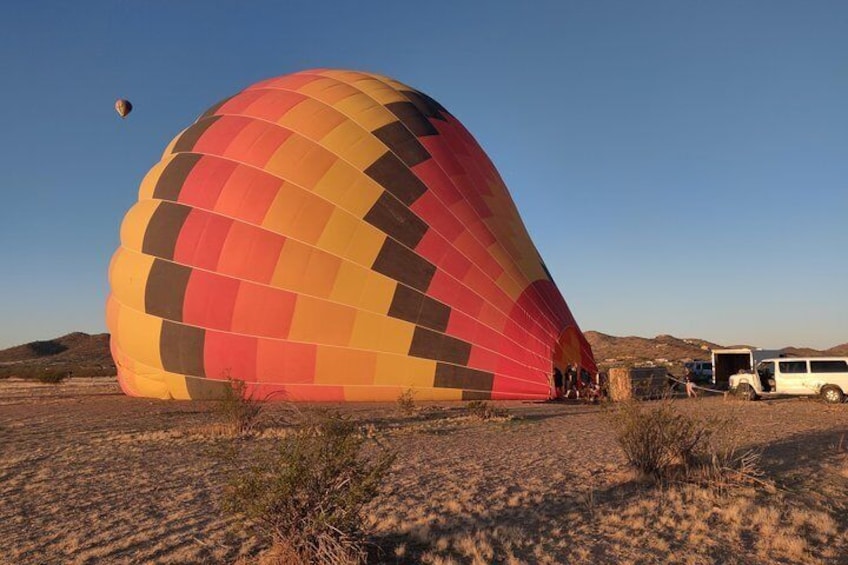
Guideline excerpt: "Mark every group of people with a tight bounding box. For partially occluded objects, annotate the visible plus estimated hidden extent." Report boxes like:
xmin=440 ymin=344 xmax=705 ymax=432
xmin=552 ymin=363 xmax=699 ymax=401
xmin=552 ymin=364 xmax=604 ymax=401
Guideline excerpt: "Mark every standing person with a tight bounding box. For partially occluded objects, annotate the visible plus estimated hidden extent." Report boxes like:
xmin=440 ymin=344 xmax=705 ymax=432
xmin=579 ymin=368 xmax=591 ymax=390
xmin=685 ymin=369 xmax=697 ymax=398
xmin=565 ymin=364 xmax=578 ymax=399
xmin=553 ymin=367 xmax=564 ymax=400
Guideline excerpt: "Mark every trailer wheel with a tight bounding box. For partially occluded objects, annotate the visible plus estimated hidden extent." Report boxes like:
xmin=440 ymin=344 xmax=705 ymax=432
xmin=821 ymin=385 xmax=844 ymax=404
xmin=737 ymin=383 xmax=756 ymax=401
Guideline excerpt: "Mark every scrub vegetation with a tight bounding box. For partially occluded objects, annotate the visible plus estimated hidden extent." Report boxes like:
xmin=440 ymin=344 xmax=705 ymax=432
xmin=396 ymin=389 xmax=417 ymax=415
xmin=1 ymin=379 xmax=847 ymax=564
xmin=221 ymin=413 xmax=395 ymax=564
xmin=34 ymin=370 xmax=70 ymax=384
xmin=464 ymin=400 xmax=511 ymax=422
xmin=216 ymin=378 xmax=265 ymax=438
xmin=608 ymin=397 xmax=762 ymax=489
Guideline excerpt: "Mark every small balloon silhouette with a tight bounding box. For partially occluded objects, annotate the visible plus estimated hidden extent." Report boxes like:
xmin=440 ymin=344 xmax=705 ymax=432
xmin=115 ymin=99 xmax=133 ymax=118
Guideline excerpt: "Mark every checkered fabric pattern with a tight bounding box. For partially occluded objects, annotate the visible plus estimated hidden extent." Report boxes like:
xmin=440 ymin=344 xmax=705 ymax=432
xmin=107 ymin=69 xmax=595 ymax=401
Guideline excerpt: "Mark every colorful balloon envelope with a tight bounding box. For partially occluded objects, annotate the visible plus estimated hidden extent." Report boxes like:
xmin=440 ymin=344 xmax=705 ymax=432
xmin=115 ymin=99 xmax=133 ymax=118
xmin=107 ymin=69 xmax=595 ymax=401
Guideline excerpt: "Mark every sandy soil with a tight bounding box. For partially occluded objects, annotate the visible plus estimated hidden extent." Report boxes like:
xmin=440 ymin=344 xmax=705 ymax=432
xmin=1 ymin=378 xmax=847 ymax=564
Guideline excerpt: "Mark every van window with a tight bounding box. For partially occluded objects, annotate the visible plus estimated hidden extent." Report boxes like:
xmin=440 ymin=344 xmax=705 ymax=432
xmin=779 ymin=361 xmax=808 ymax=374
xmin=810 ymin=360 xmax=848 ymax=373
xmin=757 ymin=361 xmax=774 ymax=380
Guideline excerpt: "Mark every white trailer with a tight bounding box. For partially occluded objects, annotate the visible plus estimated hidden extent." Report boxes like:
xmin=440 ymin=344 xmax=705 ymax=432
xmin=711 ymin=348 xmax=781 ymax=388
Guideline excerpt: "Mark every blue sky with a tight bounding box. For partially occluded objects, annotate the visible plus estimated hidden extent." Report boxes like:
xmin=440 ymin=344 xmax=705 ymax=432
xmin=0 ymin=1 xmax=845 ymax=350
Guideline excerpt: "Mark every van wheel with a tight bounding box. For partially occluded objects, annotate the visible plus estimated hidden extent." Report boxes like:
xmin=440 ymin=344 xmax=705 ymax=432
xmin=737 ymin=383 xmax=756 ymax=401
xmin=821 ymin=385 xmax=844 ymax=404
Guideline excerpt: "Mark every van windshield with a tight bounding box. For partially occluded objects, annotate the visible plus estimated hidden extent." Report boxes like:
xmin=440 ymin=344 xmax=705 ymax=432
xmin=757 ymin=361 xmax=774 ymax=380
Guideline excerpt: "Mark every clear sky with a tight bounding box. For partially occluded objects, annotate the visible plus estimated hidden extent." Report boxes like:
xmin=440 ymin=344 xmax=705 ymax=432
xmin=0 ymin=1 xmax=845 ymax=350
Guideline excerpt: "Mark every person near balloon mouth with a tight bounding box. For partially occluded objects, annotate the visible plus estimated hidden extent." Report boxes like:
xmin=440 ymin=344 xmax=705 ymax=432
xmin=553 ymin=367 xmax=565 ymax=400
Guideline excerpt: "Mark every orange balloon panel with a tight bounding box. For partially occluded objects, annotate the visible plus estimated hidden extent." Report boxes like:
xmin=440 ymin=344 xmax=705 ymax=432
xmin=107 ymin=69 xmax=595 ymax=401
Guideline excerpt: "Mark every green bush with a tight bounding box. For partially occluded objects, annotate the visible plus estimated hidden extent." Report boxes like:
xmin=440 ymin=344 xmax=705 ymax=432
xmin=221 ymin=414 xmax=395 ymax=564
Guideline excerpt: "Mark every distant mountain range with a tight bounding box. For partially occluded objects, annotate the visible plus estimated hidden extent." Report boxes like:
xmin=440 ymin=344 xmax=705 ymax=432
xmin=0 ymin=331 xmax=846 ymax=379
xmin=584 ymin=331 xmax=848 ymax=371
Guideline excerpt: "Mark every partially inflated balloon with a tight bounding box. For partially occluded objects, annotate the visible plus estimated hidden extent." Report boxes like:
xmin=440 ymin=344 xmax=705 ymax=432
xmin=115 ymin=99 xmax=132 ymax=118
xmin=107 ymin=69 xmax=595 ymax=401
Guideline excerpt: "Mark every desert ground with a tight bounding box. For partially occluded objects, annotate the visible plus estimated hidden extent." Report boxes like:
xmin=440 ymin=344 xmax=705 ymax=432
xmin=1 ymin=378 xmax=847 ymax=565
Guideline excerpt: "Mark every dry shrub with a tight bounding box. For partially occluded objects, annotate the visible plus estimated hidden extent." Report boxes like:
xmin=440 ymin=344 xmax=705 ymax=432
xmin=217 ymin=378 xmax=264 ymax=437
xmin=610 ymin=400 xmax=690 ymax=478
xmin=465 ymin=400 xmax=510 ymax=421
xmin=609 ymin=398 xmax=761 ymax=488
xmin=36 ymin=370 xmax=68 ymax=384
xmin=221 ymin=413 xmax=396 ymax=564
xmin=396 ymin=389 xmax=417 ymax=414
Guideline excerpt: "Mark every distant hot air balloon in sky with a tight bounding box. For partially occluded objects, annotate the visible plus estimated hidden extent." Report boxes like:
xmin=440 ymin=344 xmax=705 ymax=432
xmin=107 ymin=69 xmax=596 ymax=401
xmin=115 ymin=99 xmax=133 ymax=118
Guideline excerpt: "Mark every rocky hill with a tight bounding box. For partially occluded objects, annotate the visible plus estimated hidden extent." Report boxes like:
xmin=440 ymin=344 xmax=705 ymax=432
xmin=827 ymin=343 xmax=848 ymax=356
xmin=585 ymin=331 xmax=718 ymax=369
xmin=586 ymin=331 xmax=848 ymax=372
xmin=0 ymin=332 xmax=114 ymax=379
xmin=788 ymin=343 xmax=848 ymax=357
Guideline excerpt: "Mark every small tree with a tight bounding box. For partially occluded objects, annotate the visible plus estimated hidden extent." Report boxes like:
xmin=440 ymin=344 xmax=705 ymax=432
xmin=221 ymin=413 xmax=396 ymax=564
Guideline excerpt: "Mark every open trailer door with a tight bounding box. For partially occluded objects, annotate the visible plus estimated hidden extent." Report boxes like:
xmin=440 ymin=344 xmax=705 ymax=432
xmin=712 ymin=349 xmax=754 ymax=389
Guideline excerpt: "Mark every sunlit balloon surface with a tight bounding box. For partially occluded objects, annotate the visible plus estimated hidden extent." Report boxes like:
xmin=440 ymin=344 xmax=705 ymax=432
xmin=107 ymin=69 xmax=595 ymax=401
xmin=115 ymin=99 xmax=132 ymax=118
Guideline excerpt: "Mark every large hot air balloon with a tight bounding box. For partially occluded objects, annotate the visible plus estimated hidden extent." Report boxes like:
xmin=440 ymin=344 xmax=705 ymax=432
xmin=115 ymin=99 xmax=133 ymax=118
xmin=107 ymin=69 xmax=595 ymax=401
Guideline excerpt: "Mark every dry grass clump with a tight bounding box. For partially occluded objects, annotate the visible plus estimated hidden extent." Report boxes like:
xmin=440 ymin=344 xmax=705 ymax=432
xmin=609 ymin=398 xmax=760 ymax=488
xmin=396 ymin=389 xmax=417 ymax=415
xmin=465 ymin=401 xmax=511 ymax=421
xmin=221 ymin=413 xmax=396 ymax=565
xmin=592 ymin=482 xmax=837 ymax=564
xmin=216 ymin=378 xmax=265 ymax=437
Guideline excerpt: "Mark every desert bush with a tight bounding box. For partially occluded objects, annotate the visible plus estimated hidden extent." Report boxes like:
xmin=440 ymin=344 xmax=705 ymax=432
xmin=1 ymin=364 xmax=114 ymax=380
xmin=466 ymin=400 xmax=510 ymax=421
xmin=609 ymin=398 xmax=760 ymax=487
xmin=221 ymin=413 xmax=396 ymax=564
xmin=396 ymin=388 xmax=417 ymax=414
xmin=611 ymin=400 xmax=692 ymax=477
xmin=217 ymin=378 xmax=264 ymax=437
xmin=36 ymin=370 xmax=68 ymax=384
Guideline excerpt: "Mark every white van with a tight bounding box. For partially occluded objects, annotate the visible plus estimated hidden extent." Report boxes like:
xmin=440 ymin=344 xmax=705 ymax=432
xmin=729 ymin=357 xmax=848 ymax=403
